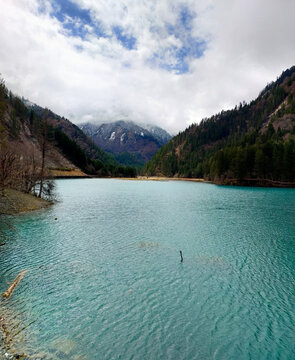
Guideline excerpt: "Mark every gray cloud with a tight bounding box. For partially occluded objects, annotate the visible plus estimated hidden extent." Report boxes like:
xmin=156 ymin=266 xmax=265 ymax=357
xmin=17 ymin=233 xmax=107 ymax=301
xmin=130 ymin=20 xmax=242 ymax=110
xmin=0 ymin=0 xmax=294 ymax=134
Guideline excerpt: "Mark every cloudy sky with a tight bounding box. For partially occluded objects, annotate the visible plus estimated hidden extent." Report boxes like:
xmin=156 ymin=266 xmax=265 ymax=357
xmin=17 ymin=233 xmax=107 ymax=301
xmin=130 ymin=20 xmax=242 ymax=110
xmin=0 ymin=0 xmax=295 ymax=133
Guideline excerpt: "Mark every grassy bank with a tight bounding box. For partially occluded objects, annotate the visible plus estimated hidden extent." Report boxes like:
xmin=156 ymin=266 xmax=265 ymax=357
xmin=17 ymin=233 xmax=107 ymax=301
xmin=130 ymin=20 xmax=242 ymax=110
xmin=111 ymin=176 xmax=207 ymax=183
xmin=0 ymin=189 xmax=51 ymax=215
xmin=136 ymin=176 xmax=206 ymax=182
xmin=49 ymin=168 xmax=89 ymax=178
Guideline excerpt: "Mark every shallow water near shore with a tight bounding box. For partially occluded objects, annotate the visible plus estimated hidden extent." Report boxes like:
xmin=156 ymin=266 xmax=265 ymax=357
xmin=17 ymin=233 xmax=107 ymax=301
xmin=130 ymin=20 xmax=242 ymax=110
xmin=1 ymin=179 xmax=295 ymax=359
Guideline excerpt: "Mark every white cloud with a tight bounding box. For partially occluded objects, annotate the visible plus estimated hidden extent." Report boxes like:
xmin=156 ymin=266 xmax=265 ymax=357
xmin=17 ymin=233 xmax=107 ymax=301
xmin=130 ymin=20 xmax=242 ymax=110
xmin=0 ymin=0 xmax=294 ymax=134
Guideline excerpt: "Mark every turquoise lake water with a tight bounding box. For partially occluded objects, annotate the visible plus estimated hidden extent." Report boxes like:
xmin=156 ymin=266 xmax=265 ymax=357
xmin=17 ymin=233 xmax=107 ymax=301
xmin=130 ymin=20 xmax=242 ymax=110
xmin=1 ymin=179 xmax=295 ymax=359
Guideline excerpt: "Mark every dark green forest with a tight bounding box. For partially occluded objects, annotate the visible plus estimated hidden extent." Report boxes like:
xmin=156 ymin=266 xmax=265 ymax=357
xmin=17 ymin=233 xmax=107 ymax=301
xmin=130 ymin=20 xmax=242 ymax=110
xmin=144 ymin=66 xmax=295 ymax=186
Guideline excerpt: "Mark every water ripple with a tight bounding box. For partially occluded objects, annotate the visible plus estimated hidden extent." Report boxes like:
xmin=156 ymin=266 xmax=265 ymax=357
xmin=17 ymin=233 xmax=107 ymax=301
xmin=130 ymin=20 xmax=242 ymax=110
xmin=1 ymin=180 xmax=295 ymax=359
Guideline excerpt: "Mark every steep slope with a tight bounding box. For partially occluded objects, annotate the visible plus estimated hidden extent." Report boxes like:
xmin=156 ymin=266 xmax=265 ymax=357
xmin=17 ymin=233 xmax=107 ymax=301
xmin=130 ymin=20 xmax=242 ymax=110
xmin=0 ymin=87 xmax=84 ymax=178
xmin=0 ymin=81 xmax=136 ymax=182
xmin=80 ymin=120 xmax=171 ymax=166
xmin=144 ymin=66 xmax=295 ymax=186
xmin=27 ymin=103 xmax=115 ymax=165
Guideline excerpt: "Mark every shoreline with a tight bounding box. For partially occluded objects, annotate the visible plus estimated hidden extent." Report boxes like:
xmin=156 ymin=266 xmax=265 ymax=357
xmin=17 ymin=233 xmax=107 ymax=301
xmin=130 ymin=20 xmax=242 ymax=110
xmin=0 ymin=309 xmax=31 ymax=360
xmin=114 ymin=176 xmax=208 ymax=183
xmin=55 ymin=175 xmax=295 ymax=188
xmin=0 ymin=189 xmax=52 ymax=216
xmin=50 ymin=173 xmax=295 ymax=188
xmin=109 ymin=176 xmax=295 ymax=188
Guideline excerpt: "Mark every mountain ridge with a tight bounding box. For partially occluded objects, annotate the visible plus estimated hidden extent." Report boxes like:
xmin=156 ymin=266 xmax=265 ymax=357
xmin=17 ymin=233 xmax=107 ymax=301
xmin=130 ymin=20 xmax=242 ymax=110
xmin=144 ymin=66 xmax=295 ymax=186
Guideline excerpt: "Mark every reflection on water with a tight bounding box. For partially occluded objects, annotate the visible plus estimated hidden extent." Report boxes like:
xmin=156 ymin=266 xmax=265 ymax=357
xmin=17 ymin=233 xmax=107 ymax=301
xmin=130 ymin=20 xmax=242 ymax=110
xmin=1 ymin=179 xmax=295 ymax=359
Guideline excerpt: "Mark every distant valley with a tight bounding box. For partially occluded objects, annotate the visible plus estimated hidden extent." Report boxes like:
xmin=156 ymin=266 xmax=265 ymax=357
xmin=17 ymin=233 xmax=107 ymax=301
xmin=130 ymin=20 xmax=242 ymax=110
xmin=1 ymin=65 xmax=295 ymax=190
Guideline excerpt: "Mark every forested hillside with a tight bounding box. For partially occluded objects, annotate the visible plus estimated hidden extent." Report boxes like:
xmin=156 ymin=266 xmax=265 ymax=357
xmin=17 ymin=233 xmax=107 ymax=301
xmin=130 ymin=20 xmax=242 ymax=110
xmin=144 ymin=66 xmax=295 ymax=186
xmin=29 ymin=104 xmax=115 ymax=165
xmin=0 ymin=78 xmax=136 ymax=194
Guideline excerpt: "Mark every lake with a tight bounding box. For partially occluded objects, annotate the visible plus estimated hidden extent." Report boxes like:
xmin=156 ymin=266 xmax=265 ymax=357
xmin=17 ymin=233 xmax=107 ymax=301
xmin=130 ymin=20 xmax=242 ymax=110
xmin=1 ymin=179 xmax=295 ymax=359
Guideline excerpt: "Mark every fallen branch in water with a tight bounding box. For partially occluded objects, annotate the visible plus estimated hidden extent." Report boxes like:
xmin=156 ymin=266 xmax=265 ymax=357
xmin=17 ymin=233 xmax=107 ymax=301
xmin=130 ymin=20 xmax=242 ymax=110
xmin=180 ymin=250 xmax=183 ymax=262
xmin=3 ymin=270 xmax=27 ymax=299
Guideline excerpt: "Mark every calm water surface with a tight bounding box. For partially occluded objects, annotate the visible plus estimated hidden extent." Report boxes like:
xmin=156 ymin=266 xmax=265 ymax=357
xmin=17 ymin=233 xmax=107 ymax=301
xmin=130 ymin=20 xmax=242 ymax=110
xmin=1 ymin=179 xmax=295 ymax=359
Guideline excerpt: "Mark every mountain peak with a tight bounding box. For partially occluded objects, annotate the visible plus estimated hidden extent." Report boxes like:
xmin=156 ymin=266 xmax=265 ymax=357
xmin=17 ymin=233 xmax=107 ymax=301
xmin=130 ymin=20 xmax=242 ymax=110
xmin=79 ymin=120 xmax=171 ymax=166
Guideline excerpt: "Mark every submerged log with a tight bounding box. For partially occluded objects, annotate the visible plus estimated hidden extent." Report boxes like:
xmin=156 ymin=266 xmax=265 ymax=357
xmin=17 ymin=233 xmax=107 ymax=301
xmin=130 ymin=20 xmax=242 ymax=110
xmin=3 ymin=270 xmax=27 ymax=299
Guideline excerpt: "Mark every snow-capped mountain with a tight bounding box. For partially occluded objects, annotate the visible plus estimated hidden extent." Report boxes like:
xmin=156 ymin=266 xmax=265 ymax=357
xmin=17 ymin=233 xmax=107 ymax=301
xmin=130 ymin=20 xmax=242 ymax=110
xmin=80 ymin=120 xmax=171 ymax=164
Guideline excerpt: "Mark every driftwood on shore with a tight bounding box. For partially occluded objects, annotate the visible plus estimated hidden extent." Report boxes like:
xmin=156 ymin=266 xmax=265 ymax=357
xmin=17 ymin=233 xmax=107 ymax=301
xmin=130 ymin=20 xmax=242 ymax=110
xmin=3 ymin=270 xmax=27 ymax=299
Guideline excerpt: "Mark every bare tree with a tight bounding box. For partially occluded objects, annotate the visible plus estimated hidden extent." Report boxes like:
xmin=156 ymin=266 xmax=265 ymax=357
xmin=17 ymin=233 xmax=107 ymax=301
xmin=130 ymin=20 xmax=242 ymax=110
xmin=20 ymin=152 xmax=38 ymax=194
xmin=0 ymin=148 xmax=17 ymax=196
xmin=0 ymin=91 xmax=55 ymax=201
xmin=38 ymin=122 xmax=47 ymax=198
